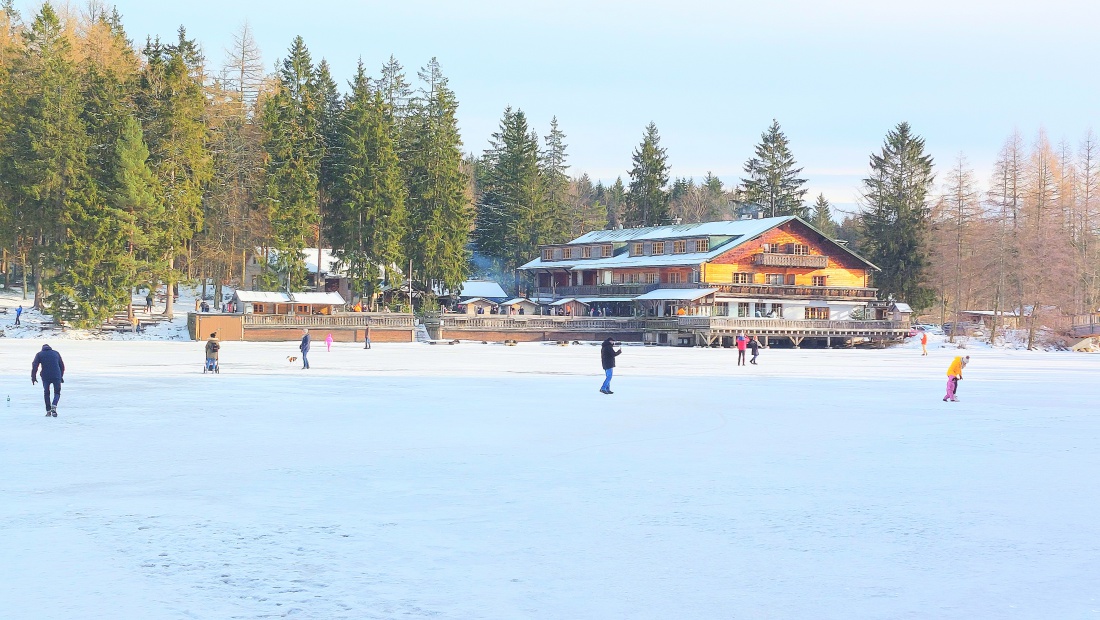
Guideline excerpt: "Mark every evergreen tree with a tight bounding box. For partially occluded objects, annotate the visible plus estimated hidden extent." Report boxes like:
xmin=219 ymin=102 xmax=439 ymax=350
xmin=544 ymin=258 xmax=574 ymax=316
xmin=810 ymin=193 xmax=837 ymax=237
xmin=330 ymin=62 xmax=407 ymax=307
xmin=113 ymin=114 xmax=163 ymax=289
xmin=739 ymin=119 xmax=808 ymax=219
xmin=541 ymin=116 xmax=570 ymax=241
xmin=624 ymin=122 xmax=670 ymax=227
xmin=858 ymin=122 xmax=936 ymax=309
xmin=3 ymin=4 xmax=85 ymax=310
xmin=404 ymin=58 xmax=472 ymax=296
xmin=605 ymin=176 xmax=626 ymax=229
xmin=260 ymin=36 xmax=322 ymax=291
xmin=475 ymin=107 xmax=544 ymax=283
xmin=138 ymin=28 xmax=212 ymax=317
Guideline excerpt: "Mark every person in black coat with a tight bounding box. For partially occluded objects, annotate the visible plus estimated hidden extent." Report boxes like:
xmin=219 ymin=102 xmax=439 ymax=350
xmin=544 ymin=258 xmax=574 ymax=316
xmin=31 ymin=343 xmax=65 ymax=416
xmin=749 ymin=336 xmax=760 ymax=365
xmin=600 ymin=337 xmax=621 ymax=394
xmin=300 ymin=329 xmax=311 ymax=369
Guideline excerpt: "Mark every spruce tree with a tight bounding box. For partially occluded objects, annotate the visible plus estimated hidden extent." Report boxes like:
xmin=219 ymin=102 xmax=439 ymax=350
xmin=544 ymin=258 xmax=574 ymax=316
xmin=624 ymin=122 xmax=670 ymax=227
xmin=404 ymin=58 xmax=472 ymax=296
xmin=475 ymin=107 xmax=544 ymax=285
xmin=330 ymin=62 xmax=407 ymax=307
xmin=858 ymin=122 xmax=936 ymax=309
xmin=260 ymin=36 xmax=322 ymax=291
xmin=740 ymin=120 xmax=808 ymax=219
xmin=541 ymin=116 xmax=571 ymax=242
xmin=138 ymin=28 xmax=212 ymax=317
xmin=810 ymin=193 xmax=837 ymax=237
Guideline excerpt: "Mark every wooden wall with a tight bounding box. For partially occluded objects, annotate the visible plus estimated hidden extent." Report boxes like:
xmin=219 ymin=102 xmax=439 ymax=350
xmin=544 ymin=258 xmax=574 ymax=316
xmin=704 ymin=222 xmax=869 ymax=287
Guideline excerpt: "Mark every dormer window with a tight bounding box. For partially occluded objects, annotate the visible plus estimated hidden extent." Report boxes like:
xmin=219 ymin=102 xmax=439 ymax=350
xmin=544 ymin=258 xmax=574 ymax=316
xmin=697 ymin=238 xmax=709 ymax=252
xmin=653 ymin=241 xmax=665 ymax=254
xmin=632 ymin=242 xmax=644 ymax=255
xmin=562 ymin=247 xmax=573 ymax=259
xmin=673 ymin=240 xmax=686 ymax=254
xmin=602 ymin=244 xmax=613 ymax=257
xmin=582 ymin=246 xmax=592 ymax=258
xmin=542 ymin=248 xmax=553 ymax=261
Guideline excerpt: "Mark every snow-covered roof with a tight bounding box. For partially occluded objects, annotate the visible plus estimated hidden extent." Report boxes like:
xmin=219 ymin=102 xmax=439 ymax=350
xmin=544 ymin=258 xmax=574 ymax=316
xmin=550 ymin=298 xmax=588 ymax=306
xmin=460 ymin=297 xmax=497 ymax=306
xmin=289 ymin=292 xmax=346 ymax=305
xmin=301 ymin=249 xmax=344 ymax=276
xmin=519 ymin=216 xmax=880 ymax=272
xmin=634 ymin=288 xmax=719 ymax=301
xmin=962 ymin=309 xmax=1021 ymax=317
xmin=500 ymin=298 xmax=537 ymax=306
xmin=889 ymin=302 xmax=913 ymax=313
xmin=234 ymin=291 xmax=291 ymax=303
xmin=568 ymin=217 xmax=792 ymax=244
xmin=575 ymin=297 xmax=637 ymax=304
xmin=459 ymin=280 xmax=508 ymax=299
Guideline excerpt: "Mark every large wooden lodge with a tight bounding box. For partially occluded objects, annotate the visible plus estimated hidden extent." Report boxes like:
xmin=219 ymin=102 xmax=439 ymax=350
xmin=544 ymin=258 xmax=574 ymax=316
xmin=511 ymin=216 xmax=909 ymax=346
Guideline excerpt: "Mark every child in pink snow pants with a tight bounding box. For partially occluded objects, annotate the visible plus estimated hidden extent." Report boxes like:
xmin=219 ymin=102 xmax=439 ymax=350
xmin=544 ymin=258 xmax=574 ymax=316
xmin=325 ymin=333 xmax=333 ymax=352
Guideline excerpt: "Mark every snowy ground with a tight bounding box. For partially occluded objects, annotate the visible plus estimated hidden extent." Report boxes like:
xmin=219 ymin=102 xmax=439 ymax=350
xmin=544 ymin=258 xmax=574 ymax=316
xmin=2 ymin=336 xmax=1100 ymax=617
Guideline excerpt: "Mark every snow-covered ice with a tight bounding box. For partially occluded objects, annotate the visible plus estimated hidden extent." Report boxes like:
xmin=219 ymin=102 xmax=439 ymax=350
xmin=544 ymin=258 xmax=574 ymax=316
xmin=1 ymin=338 xmax=1098 ymax=619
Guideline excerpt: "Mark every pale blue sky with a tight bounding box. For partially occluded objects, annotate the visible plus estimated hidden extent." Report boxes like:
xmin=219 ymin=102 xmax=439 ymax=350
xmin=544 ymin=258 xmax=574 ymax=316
xmin=54 ymin=1 xmax=1100 ymax=211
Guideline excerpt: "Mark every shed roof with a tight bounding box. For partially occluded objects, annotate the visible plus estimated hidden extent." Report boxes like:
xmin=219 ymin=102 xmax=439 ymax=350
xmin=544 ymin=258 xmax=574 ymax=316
xmin=889 ymin=302 xmax=913 ymax=313
xmin=500 ymin=298 xmax=538 ymax=306
xmin=550 ymin=298 xmax=589 ymax=306
xmin=459 ymin=297 xmax=497 ymax=306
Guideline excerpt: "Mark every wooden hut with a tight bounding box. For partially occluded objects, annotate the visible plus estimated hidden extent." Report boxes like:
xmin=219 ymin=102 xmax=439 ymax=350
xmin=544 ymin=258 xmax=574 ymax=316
xmin=499 ymin=298 xmax=539 ymax=315
xmin=460 ymin=297 xmax=499 ymax=315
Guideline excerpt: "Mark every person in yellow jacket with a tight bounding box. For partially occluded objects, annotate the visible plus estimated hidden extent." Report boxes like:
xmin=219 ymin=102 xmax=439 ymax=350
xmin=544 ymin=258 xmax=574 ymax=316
xmin=944 ymin=355 xmax=969 ymax=402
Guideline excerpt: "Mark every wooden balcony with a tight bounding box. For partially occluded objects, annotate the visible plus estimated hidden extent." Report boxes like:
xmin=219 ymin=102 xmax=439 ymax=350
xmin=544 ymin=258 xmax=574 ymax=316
xmin=535 ymin=284 xmax=660 ymax=297
xmin=674 ymin=317 xmax=907 ymax=337
xmin=753 ymin=252 xmax=828 ymax=268
xmin=437 ymin=316 xmax=648 ymax=331
xmin=535 ymin=283 xmax=876 ymax=301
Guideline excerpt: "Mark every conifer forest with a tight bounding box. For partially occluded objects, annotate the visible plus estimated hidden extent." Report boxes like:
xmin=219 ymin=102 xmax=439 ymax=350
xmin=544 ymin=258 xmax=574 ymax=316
xmin=0 ymin=2 xmax=1094 ymax=338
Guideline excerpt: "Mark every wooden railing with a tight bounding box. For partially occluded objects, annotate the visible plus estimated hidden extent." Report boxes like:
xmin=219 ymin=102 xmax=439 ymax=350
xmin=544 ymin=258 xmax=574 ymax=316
xmin=1071 ymin=314 xmax=1100 ymax=337
xmin=243 ymin=313 xmax=415 ymax=328
xmin=753 ymin=252 xmax=828 ymax=268
xmin=675 ymin=317 xmax=907 ymax=333
xmin=535 ymin=283 xmax=876 ymax=300
xmin=439 ymin=316 xmax=647 ymax=331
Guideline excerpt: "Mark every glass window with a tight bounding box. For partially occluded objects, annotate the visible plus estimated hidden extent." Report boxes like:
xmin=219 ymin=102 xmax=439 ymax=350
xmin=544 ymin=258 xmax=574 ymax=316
xmin=563 ymin=247 xmax=573 ymax=259
xmin=582 ymin=246 xmax=592 ymax=258
xmin=732 ymin=272 xmax=752 ymax=284
xmin=542 ymin=248 xmax=553 ymax=261
xmin=765 ymin=273 xmax=784 ymax=285
xmin=697 ymin=238 xmax=709 ymax=252
xmin=786 ymin=274 xmax=796 ymax=285
xmin=805 ymin=307 xmax=829 ymax=320
xmin=770 ymin=303 xmax=783 ymax=317
xmin=667 ymin=272 xmax=682 ymax=284
xmin=754 ymin=302 xmax=768 ymax=317
xmin=653 ymin=241 xmax=665 ymax=254
xmin=602 ymin=244 xmax=613 ymax=257
xmin=632 ymin=243 xmax=644 ymax=255
xmin=812 ymin=275 xmax=827 ymax=286
xmin=673 ymin=240 xmax=686 ymax=253
xmin=738 ymin=302 xmax=750 ymax=317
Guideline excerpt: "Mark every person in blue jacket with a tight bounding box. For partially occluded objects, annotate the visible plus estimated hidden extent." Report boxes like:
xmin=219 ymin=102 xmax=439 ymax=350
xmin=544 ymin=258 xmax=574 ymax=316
xmin=300 ymin=329 xmax=311 ymax=369
xmin=31 ymin=343 xmax=65 ymax=417
xmin=14 ymin=304 xmax=22 ymax=325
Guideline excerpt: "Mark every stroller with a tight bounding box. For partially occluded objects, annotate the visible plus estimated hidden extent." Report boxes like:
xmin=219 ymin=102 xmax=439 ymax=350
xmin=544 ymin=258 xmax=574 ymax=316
xmin=204 ymin=336 xmax=220 ymax=374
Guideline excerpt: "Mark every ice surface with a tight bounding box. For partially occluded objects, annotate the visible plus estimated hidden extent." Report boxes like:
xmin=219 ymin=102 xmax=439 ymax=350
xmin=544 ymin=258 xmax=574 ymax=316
xmin=1 ymin=336 xmax=1099 ymax=618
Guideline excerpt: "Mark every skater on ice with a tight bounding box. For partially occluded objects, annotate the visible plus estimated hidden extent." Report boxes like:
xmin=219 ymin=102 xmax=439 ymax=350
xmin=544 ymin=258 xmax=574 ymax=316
xmin=300 ymin=329 xmax=311 ymax=369
xmin=31 ymin=343 xmax=65 ymax=417
xmin=600 ymin=337 xmax=621 ymax=394
xmin=944 ymin=355 xmax=969 ymax=402
xmin=920 ymin=330 xmax=929 ymax=356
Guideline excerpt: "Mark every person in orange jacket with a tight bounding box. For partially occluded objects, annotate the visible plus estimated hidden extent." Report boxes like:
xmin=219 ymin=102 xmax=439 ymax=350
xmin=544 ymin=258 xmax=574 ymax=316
xmin=920 ymin=330 xmax=928 ymax=356
xmin=944 ymin=355 xmax=969 ymax=402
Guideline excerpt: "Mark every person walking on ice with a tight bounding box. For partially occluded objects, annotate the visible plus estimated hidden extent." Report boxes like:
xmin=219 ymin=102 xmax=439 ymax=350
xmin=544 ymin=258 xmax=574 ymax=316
xmin=204 ymin=332 xmax=220 ymax=373
xmin=300 ymin=329 xmax=311 ymax=369
xmin=31 ymin=344 xmax=65 ymax=417
xmin=325 ymin=333 xmax=333 ymax=352
xmin=735 ymin=332 xmax=747 ymax=366
xmin=599 ymin=337 xmax=621 ymax=394
xmin=920 ymin=330 xmax=928 ymax=356
xmin=944 ymin=354 xmax=969 ymax=402
xmin=749 ymin=336 xmax=760 ymax=365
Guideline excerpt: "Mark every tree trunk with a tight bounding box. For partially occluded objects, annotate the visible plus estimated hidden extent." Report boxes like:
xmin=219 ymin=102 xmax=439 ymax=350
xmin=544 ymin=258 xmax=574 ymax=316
xmin=33 ymin=254 xmax=44 ymax=310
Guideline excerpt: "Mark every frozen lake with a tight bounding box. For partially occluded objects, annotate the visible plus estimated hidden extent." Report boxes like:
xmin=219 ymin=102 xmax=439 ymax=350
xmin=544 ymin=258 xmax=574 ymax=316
xmin=1 ymin=339 xmax=1097 ymax=618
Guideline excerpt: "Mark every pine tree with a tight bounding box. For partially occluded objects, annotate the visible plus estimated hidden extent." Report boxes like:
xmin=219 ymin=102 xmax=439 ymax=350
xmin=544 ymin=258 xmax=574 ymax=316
xmin=858 ymin=122 xmax=936 ymax=309
xmin=624 ymin=122 xmax=670 ymax=227
xmin=810 ymin=193 xmax=837 ymax=237
xmin=404 ymin=58 xmax=472 ymax=296
xmin=260 ymin=36 xmax=322 ymax=291
xmin=113 ymin=114 xmax=163 ymax=290
xmin=475 ymin=107 xmax=544 ymax=284
xmin=541 ymin=116 xmax=570 ymax=241
xmin=330 ymin=62 xmax=407 ymax=307
xmin=740 ymin=120 xmax=808 ymax=219
xmin=606 ymin=177 xmax=626 ymax=229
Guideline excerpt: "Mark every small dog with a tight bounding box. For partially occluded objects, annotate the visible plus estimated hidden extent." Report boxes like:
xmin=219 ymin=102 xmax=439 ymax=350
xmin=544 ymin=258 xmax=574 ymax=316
xmin=287 ymin=356 xmax=297 ymax=363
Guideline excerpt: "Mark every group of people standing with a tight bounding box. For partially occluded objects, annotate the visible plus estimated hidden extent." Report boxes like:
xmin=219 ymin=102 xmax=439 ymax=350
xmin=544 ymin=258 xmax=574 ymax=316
xmin=735 ymin=333 xmax=761 ymax=366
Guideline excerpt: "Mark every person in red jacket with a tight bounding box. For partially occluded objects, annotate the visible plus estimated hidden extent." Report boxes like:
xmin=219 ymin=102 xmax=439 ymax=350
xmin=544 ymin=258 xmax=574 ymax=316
xmin=735 ymin=332 xmax=748 ymax=366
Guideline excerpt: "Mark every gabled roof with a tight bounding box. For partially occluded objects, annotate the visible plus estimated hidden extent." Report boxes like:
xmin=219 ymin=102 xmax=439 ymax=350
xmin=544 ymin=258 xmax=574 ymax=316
xmin=520 ymin=216 xmax=879 ymax=272
xmin=458 ymin=280 xmax=508 ymax=299
xmin=500 ymin=298 xmax=538 ymax=306
xmin=635 ymin=288 xmax=719 ymax=301
xmin=460 ymin=297 xmax=497 ymax=306
xmin=290 ymin=292 xmax=345 ymax=305
xmin=234 ymin=291 xmax=291 ymax=303
xmin=550 ymin=298 xmax=588 ymax=306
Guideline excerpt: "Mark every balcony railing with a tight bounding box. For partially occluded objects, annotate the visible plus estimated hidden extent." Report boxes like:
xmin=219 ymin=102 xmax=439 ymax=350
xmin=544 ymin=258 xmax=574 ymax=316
xmin=439 ymin=316 xmax=647 ymax=331
xmin=536 ymin=283 xmax=876 ymax=300
xmin=675 ymin=317 xmax=907 ymax=334
xmin=753 ymin=252 xmax=828 ymax=268
xmin=243 ymin=313 xmax=415 ymax=328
